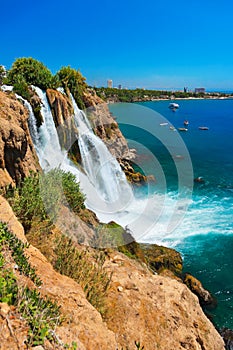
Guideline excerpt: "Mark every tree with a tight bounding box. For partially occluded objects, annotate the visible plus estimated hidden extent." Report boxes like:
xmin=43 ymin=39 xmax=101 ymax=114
xmin=55 ymin=66 xmax=87 ymax=109
xmin=5 ymin=57 xmax=54 ymax=90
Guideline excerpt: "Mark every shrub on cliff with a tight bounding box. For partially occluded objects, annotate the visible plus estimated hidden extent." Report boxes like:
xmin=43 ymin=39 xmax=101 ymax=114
xmin=6 ymin=169 xmax=86 ymax=230
xmin=55 ymin=66 xmax=87 ymax=109
xmin=0 ymin=65 xmax=6 ymax=85
xmin=5 ymin=57 xmax=55 ymax=90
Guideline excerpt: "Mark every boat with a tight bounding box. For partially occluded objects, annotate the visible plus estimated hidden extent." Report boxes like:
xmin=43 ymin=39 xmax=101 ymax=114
xmin=169 ymin=102 xmax=179 ymax=109
xmin=184 ymin=120 xmax=189 ymax=126
xmin=173 ymin=154 xmax=184 ymax=159
xmin=169 ymin=126 xmax=177 ymax=131
xmin=199 ymin=126 xmax=209 ymax=130
xmin=178 ymin=127 xmax=188 ymax=132
xmin=160 ymin=122 xmax=168 ymax=126
xmin=194 ymin=176 xmax=205 ymax=183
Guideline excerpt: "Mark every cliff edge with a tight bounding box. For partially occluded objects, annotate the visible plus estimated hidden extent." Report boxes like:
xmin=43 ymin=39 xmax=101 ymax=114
xmin=0 ymin=195 xmax=225 ymax=350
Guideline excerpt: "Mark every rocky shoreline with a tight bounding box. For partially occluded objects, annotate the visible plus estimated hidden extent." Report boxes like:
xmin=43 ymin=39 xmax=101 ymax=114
xmin=0 ymin=86 xmax=230 ymax=349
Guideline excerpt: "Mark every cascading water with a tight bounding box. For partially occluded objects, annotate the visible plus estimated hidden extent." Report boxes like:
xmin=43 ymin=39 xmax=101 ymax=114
xmin=32 ymin=87 xmax=67 ymax=170
xmin=6 ymin=84 xmax=191 ymax=244
xmin=24 ymin=87 xmax=133 ymax=216
xmin=71 ymin=95 xmax=133 ymax=206
xmin=16 ymin=87 xmax=169 ymax=242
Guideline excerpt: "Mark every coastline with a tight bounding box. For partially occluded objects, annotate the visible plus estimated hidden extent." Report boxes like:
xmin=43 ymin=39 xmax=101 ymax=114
xmin=107 ymin=95 xmax=233 ymax=104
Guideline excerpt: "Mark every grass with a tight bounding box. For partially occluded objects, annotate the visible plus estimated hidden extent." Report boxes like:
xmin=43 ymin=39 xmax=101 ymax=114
xmin=54 ymin=234 xmax=112 ymax=314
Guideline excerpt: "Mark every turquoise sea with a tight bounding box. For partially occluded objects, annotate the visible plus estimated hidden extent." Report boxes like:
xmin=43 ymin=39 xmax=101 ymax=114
xmin=109 ymin=99 xmax=233 ymax=330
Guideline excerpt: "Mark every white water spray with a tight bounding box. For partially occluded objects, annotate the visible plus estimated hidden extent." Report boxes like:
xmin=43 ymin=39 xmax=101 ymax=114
xmin=19 ymin=87 xmax=190 ymax=244
xmin=25 ymin=87 xmax=133 ymax=216
xmin=71 ymin=95 xmax=133 ymax=207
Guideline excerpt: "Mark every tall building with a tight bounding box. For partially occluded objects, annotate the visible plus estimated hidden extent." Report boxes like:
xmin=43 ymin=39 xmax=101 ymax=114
xmin=195 ymin=87 xmax=205 ymax=93
xmin=107 ymin=79 xmax=113 ymax=88
xmin=118 ymin=84 xmax=122 ymax=90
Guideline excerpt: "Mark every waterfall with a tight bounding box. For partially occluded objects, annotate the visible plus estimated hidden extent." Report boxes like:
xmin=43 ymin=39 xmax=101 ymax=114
xmin=71 ymin=95 xmax=133 ymax=205
xmin=31 ymin=87 xmax=67 ymax=170
xmin=24 ymin=87 xmax=133 ymax=215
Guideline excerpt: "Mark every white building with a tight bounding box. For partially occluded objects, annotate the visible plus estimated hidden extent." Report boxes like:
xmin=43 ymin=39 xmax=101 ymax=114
xmin=107 ymin=79 xmax=113 ymax=88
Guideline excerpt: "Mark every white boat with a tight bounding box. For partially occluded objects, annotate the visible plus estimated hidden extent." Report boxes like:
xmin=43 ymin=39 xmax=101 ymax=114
xmin=178 ymin=127 xmax=188 ymax=132
xmin=199 ymin=126 xmax=209 ymax=130
xmin=169 ymin=102 xmax=179 ymax=109
xmin=160 ymin=122 xmax=168 ymax=126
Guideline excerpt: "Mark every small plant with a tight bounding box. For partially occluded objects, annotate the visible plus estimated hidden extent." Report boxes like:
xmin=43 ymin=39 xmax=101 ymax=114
xmin=135 ymin=341 xmax=145 ymax=350
xmin=0 ymin=268 xmax=18 ymax=305
xmin=18 ymin=287 xmax=61 ymax=346
xmin=64 ymin=341 xmax=78 ymax=350
xmin=0 ymin=222 xmax=41 ymax=286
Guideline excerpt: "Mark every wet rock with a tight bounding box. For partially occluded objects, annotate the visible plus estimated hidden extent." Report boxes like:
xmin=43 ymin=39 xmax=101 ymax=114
xmin=220 ymin=328 xmax=233 ymax=350
xmin=139 ymin=243 xmax=183 ymax=277
xmin=184 ymin=273 xmax=217 ymax=307
xmin=0 ymin=90 xmax=40 ymax=188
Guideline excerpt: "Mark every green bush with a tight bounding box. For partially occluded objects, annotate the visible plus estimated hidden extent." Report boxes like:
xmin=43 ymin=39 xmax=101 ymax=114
xmin=11 ymin=74 xmax=32 ymax=100
xmin=0 ymin=268 xmax=18 ymax=305
xmin=7 ymin=172 xmax=48 ymax=229
xmin=0 ymin=222 xmax=41 ymax=286
xmin=6 ymin=169 xmax=86 ymax=230
xmin=61 ymin=170 xmax=86 ymax=213
xmin=55 ymin=66 xmax=87 ymax=109
xmin=5 ymin=57 xmax=55 ymax=90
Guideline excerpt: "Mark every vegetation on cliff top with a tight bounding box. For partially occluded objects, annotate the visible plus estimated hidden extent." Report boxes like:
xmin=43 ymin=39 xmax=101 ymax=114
xmin=2 ymin=57 xmax=88 ymax=110
xmin=4 ymin=57 xmax=55 ymax=91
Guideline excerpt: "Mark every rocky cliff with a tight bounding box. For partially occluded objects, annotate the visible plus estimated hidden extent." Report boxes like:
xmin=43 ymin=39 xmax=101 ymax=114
xmin=0 ymin=87 xmax=226 ymax=350
xmin=0 ymin=90 xmax=40 ymax=187
xmin=46 ymin=87 xmax=149 ymax=184
xmin=0 ymin=196 xmax=225 ymax=350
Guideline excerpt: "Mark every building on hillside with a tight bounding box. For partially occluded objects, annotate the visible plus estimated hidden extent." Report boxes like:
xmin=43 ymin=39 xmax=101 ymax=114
xmin=194 ymin=87 xmax=205 ymax=93
xmin=107 ymin=79 xmax=113 ymax=88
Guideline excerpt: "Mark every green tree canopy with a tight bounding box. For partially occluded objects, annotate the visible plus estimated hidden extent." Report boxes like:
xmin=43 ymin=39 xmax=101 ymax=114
xmin=55 ymin=66 xmax=87 ymax=109
xmin=5 ymin=57 xmax=54 ymax=90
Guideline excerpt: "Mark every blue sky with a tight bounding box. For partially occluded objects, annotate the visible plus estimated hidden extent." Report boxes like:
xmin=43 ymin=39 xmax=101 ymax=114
xmin=2 ymin=0 xmax=233 ymax=90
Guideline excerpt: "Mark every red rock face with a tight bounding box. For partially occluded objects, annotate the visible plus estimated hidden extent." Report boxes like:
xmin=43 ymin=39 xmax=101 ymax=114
xmin=0 ymin=91 xmax=40 ymax=187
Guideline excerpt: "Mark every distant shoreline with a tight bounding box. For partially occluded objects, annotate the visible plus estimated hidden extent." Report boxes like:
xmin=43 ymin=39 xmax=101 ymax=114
xmin=106 ymin=95 xmax=233 ymax=104
xmin=93 ymin=87 xmax=233 ymax=104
